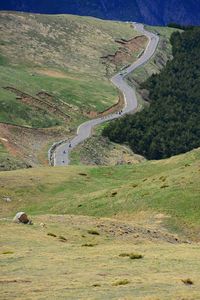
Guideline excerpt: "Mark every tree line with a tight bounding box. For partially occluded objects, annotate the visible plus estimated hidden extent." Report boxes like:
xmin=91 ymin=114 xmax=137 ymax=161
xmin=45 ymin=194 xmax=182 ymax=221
xmin=102 ymin=27 xmax=200 ymax=160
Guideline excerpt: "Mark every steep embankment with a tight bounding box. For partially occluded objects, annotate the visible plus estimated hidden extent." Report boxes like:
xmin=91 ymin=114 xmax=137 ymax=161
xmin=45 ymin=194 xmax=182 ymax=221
xmin=0 ymin=12 xmax=146 ymax=169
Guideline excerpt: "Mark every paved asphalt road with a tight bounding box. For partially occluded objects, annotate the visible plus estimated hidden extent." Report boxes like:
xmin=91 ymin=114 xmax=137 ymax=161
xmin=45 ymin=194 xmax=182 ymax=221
xmin=51 ymin=23 xmax=159 ymax=166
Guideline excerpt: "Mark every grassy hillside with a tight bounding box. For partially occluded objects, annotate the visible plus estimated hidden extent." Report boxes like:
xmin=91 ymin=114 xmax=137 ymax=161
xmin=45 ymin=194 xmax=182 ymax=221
xmin=1 ymin=214 xmax=200 ymax=300
xmin=1 ymin=147 xmax=200 ymax=237
xmin=1 ymin=15 xmax=199 ymax=300
xmin=1 ymin=148 xmax=200 ymax=299
xmin=0 ymin=12 xmax=142 ymax=127
xmin=0 ymin=12 xmax=147 ymax=169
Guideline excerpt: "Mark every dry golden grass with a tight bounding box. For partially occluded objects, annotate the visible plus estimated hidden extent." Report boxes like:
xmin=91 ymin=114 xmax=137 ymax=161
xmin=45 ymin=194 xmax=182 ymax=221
xmin=0 ymin=149 xmax=200 ymax=298
xmin=1 ymin=214 xmax=200 ymax=300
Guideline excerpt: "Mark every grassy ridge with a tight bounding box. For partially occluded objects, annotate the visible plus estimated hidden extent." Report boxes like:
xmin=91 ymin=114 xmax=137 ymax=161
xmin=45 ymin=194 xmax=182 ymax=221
xmin=1 ymin=148 xmax=200 ymax=236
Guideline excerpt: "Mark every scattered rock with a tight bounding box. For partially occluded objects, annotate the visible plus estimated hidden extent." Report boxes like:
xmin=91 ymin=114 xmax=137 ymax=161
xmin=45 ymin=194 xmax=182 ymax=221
xmin=13 ymin=212 xmax=32 ymax=225
xmin=3 ymin=197 xmax=12 ymax=202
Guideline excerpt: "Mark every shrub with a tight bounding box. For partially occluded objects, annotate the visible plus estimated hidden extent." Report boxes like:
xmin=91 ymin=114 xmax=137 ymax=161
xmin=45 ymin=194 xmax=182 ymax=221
xmin=59 ymin=236 xmax=67 ymax=242
xmin=119 ymin=253 xmax=130 ymax=257
xmin=160 ymin=184 xmax=169 ymax=189
xmin=2 ymin=251 xmax=14 ymax=255
xmin=132 ymin=184 xmax=138 ymax=187
xmin=47 ymin=232 xmax=57 ymax=237
xmin=112 ymin=279 xmax=130 ymax=286
xmin=87 ymin=229 xmax=100 ymax=235
xmin=111 ymin=191 xmax=118 ymax=197
xmin=82 ymin=243 xmax=96 ymax=247
xmin=119 ymin=252 xmax=143 ymax=259
xmin=129 ymin=253 xmax=143 ymax=260
xmin=92 ymin=283 xmax=101 ymax=287
xmin=181 ymin=278 xmax=194 ymax=285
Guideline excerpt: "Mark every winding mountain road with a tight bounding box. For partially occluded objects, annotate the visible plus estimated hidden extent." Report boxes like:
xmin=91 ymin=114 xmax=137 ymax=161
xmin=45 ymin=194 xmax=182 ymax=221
xmin=50 ymin=23 xmax=159 ymax=166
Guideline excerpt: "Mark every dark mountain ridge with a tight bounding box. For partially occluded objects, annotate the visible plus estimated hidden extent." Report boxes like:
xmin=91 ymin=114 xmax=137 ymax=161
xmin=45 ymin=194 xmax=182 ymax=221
xmin=1 ymin=0 xmax=200 ymax=25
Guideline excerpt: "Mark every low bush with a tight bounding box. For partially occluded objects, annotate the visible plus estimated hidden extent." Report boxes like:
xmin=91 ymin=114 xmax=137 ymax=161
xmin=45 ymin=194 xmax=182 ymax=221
xmin=112 ymin=279 xmax=130 ymax=286
xmin=47 ymin=232 xmax=57 ymax=237
xmin=87 ymin=229 xmax=100 ymax=235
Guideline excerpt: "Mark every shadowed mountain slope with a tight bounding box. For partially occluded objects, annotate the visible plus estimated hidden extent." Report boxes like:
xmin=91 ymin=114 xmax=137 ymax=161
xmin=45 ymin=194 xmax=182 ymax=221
xmin=1 ymin=0 xmax=200 ymax=25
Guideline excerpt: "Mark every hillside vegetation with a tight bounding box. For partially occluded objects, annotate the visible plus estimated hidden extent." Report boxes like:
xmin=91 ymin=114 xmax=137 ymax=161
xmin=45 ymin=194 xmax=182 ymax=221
xmin=1 ymin=147 xmax=200 ymax=238
xmin=1 ymin=148 xmax=200 ymax=299
xmin=69 ymin=26 xmax=180 ymax=167
xmin=1 ymin=213 xmax=200 ymax=299
xmin=0 ymin=12 xmax=146 ymax=169
xmin=103 ymin=27 xmax=200 ymax=160
xmin=0 ymin=12 xmax=141 ymax=128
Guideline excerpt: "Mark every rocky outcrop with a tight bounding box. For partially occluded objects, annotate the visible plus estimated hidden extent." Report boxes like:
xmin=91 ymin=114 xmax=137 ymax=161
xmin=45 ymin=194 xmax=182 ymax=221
xmin=13 ymin=212 xmax=32 ymax=224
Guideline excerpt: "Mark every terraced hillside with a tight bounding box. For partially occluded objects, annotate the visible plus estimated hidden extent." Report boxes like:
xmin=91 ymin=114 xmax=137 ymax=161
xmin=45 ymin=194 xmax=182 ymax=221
xmin=1 ymin=148 xmax=200 ymax=299
xmin=0 ymin=12 xmax=146 ymax=169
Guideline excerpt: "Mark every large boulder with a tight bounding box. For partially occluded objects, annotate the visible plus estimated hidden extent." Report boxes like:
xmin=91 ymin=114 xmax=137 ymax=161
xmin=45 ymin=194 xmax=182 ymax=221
xmin=13 ymin=212 xmax=32 ymax=224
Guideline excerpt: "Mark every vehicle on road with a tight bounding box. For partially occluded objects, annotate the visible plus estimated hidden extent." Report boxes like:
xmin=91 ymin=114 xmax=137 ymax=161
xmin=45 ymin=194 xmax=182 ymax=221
xmin=50 ymin=23 xmax=159 ymax=167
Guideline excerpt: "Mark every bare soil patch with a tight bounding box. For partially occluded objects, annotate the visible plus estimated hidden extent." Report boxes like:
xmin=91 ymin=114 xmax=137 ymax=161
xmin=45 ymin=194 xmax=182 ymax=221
xmin=101 ymin=35 xmax=148 ymax=66
xmin=0 ymin=123 xmax=71 ymax=166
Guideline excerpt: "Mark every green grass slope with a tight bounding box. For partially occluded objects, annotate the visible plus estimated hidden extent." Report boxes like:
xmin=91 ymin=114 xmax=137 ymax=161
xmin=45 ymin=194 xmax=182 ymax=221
xmin=0 ymin=12 xmax=140 ymax=128
xmin=0 ymin=12 xmax=146 ymax=169
xmin=1 ymin=147 xmax=200 ymax=238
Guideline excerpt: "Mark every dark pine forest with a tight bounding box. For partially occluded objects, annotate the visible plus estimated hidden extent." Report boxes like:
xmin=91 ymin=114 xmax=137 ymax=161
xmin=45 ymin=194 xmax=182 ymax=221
xmin=103 ymin=27 xmax=200 ymax=160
